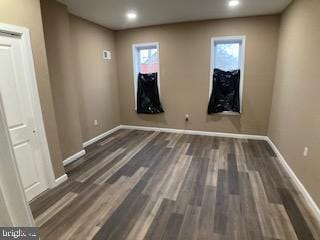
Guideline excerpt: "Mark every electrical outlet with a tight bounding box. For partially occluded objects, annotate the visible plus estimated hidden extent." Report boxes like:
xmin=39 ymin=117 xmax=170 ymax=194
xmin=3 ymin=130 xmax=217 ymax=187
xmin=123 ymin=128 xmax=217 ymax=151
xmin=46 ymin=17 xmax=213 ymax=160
xmin=303 ymin=147 xmax=308 ymax=157
xmin=94 ymin=120 xmax=98 ymax=126
xmin=103 ymin=50 xmax=112 ymax=60
xmin=185 ymin=114 xmax=189 ymax=122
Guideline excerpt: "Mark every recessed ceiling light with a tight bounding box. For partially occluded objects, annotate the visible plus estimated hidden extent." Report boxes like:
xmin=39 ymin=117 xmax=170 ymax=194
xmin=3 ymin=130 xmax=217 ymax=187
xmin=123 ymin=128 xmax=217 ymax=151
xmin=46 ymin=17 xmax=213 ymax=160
xmin=228 ymin=0 xmax=240 ymax=7
xmin=126 ymin=12 xmax=137 ymax=20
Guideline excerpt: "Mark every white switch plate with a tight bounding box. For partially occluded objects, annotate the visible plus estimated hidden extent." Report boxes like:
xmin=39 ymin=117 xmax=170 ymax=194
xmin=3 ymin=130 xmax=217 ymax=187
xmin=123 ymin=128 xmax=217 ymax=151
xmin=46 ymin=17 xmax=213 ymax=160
xmin=94 ymin=120 xmax=98 ymax=126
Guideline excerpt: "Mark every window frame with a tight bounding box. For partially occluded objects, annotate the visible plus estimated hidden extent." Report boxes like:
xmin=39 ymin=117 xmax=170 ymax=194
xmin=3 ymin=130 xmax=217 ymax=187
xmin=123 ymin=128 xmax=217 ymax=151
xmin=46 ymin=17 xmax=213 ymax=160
xmin=132 ymin=42 xmax=160 ymax=110
xmin=209 ymin=36 xmax=246 ymax=114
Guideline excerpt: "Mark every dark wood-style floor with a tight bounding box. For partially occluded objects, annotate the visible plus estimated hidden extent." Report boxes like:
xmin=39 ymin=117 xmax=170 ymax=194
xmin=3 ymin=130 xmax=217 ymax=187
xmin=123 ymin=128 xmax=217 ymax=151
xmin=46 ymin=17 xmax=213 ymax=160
xmin=30 ymin=129 xmax=320 ymax=240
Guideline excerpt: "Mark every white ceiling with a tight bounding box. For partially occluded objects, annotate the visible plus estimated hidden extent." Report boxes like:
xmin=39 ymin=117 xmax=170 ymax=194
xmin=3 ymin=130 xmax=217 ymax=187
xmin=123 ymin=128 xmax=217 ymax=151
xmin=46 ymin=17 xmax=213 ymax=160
xmin=58 ymin=0 xmax=292 ymax=30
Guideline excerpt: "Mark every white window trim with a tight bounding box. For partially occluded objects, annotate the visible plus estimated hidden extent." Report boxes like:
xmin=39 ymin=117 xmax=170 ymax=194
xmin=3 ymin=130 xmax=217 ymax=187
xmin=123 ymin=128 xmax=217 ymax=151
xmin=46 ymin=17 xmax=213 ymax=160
xmin=132 ymin=42 xmax=160 ymax=110
xmin=209 ymin=36 xmax=246 ymax=115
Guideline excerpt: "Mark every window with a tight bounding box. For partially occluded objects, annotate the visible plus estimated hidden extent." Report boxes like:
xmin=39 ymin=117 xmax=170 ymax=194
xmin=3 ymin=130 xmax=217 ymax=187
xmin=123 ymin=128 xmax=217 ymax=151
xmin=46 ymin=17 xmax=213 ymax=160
xmin=209 ymin=36 xmax=246 ymax=113
xmin=132 ymin=42 xmax=160 ymax=109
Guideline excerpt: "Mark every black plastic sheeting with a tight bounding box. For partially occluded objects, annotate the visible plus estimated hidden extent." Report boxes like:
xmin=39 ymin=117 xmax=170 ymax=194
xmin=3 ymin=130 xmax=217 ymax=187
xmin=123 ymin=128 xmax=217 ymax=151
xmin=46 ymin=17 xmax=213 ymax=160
xmin=137 ymin=72 xmax=164 ymax=114
xmin=208 ymin=69 xmax=240 ymax=114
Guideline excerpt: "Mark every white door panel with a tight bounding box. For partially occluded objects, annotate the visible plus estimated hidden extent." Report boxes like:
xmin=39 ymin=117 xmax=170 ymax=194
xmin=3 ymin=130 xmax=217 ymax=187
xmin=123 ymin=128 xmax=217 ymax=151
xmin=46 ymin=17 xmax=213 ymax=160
xmin=0 ymin=34 xmax=48 ymax=201
xmin=14 ymin=142 xmax=39 ymax=189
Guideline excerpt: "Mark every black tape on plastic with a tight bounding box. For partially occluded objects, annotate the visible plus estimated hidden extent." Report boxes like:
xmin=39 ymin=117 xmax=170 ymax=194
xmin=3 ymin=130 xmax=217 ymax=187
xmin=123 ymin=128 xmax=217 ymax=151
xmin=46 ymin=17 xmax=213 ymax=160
xmin=208 ymin=69 xmax=240 ymax=114
xmin=137 ymin=73 xmax=164 ymax=114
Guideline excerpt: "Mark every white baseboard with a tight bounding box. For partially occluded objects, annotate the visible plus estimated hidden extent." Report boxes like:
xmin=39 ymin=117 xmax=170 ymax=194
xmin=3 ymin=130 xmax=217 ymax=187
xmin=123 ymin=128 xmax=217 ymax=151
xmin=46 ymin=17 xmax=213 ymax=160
xmin=119 ymin=125 xmax=267 ymax=140
xmin=53 ymin=174 xmax=68 ymax=188
xmin=266 ymin=137 xmax=320 ymax=222
xmin=83 ymin=126 xmax=122 ymax=148
xmin=63 ymin=150 xmax=86 ymax=166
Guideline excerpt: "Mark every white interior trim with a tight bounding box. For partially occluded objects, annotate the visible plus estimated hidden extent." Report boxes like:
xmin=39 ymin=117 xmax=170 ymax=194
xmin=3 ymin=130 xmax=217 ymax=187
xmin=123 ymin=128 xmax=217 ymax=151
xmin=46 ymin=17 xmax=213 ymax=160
xmin=63 ymin=150 xmax=86 ymax=166
xmin=209 ymin=35 xmax=246 ymax=114
xmin=120 ymin=125 xmax=266 ymax=140
xmin=83 ymin=126 xmax=122 ymax=148
xmin=0 ymin=87 xmax=35 ymax=226
xmin=0 ymin=23 xmax=56 ymax=188
xmin=53 ymin=174 xmax=68 ymax=188
xmin=132 ymin=42 xmax=160 ymax=110
xmin=266 ymin=137 xmax=320 ymax=222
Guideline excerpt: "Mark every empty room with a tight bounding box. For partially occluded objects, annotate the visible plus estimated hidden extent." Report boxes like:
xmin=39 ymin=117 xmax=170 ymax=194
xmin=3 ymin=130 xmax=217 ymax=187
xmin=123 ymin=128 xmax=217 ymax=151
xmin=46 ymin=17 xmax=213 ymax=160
xmin=0 ymin=0 xmax=319 ymax=239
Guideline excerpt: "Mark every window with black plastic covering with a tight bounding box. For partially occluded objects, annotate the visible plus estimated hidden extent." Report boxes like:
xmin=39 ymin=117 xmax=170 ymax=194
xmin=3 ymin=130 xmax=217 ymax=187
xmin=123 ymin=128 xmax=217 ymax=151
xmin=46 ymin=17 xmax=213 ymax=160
xmin=208 ymin=69 xmax=240 ymax=114
xmin=137 ymin=72 xmax=164 ymax=114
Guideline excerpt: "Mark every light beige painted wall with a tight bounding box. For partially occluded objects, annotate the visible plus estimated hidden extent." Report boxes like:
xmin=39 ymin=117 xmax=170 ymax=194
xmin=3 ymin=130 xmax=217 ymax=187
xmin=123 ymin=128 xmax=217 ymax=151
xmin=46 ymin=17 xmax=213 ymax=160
xmin=40 ymin=0 xmax=84 ymax=159
xmin=116 ymin=15 xmax=280 ymax=135
xmin=0 ymin=0 xmax=65 ymax=178
xmin=69 ymin=15 xmax=121 ymax=142
xmin=268 ymin=0 xmax=320 ymax=206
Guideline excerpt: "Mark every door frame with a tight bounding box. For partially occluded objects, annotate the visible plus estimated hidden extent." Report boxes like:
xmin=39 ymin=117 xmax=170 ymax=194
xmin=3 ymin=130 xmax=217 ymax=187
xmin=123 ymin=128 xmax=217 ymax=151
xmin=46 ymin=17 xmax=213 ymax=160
xmin=0 ymin=23 xmax=56 ymax=190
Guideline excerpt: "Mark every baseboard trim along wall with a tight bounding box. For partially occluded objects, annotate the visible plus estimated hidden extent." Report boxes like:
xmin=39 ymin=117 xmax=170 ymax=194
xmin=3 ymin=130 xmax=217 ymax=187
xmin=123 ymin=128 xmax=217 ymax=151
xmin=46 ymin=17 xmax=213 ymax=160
xmin=266 ymin=137 xmax=320 ymax=223
xmin=53 ymin=174 xmax=68 ymax=188
xmin=83 ymin=126 xmax=122 ymax=148
xmin=120 ymin=125 xmax=267 ymax=140
xmin=79 ymin=124 xmax=320 ymax=221
xmin=63 ymin=150 xmax=86 ymax=166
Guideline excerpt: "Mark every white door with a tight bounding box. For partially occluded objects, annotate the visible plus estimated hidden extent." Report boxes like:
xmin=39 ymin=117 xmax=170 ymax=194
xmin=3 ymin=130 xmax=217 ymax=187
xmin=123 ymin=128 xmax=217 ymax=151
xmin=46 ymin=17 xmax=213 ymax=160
xmin=0 ymin=33 xmax=48 ymax=201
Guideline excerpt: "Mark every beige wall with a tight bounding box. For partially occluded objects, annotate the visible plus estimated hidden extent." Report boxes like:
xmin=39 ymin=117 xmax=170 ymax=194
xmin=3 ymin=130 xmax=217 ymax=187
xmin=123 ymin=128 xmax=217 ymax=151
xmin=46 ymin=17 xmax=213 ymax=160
xmin=268 ymin=0 xmax=320 ymax=206
xmin=69 ymin=15 xmax=121 ymax=142
xmin=116 ymin=15 xmax=280 ymax=135
xmin=0 ymin=0 xmax=65 ymax=177
xmin=40 ymin=0 xmax=84 ymax=159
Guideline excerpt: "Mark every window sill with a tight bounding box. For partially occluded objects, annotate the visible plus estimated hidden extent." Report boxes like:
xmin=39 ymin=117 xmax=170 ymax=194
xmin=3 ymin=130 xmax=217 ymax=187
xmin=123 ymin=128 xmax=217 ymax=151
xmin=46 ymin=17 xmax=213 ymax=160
xmin=216 ymin=111 xmax=241 ymax=116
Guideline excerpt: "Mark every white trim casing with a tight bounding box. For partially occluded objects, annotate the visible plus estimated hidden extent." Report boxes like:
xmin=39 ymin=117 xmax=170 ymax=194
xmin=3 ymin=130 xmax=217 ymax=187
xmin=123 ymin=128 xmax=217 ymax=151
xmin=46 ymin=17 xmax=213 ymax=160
xmin=63 ymin=150 xmax=86 ymax=166
xmin=266 ymin=137 xmax=320 ymax=223
xmin=0 ymin=23 xmax=56 ymax=188
xmin=83 ymin=126 xmax=122 ymax=148
xmin=53 ymin=174 xmax=68 ymax=188
xmin=209 ymin=36 xmax=246 ymax=114
xmin=132 ymin=42 xmax=160 ymax=110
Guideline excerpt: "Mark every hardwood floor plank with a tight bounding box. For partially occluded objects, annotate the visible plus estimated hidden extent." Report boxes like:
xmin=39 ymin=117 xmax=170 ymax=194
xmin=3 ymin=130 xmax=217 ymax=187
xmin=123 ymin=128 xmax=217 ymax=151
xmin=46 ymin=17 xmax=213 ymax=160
xmin=94 ymin=132 xmax=160 ymax=184
xmin=93 ymin=192 xmax=149 ymax=240
xmin=177 ymin=205 xmax=201 ymax=240
xmin=213 ymin=169 xmax=229 ymax=235
xmin=279 ymin=188 xmax=315 ymax=240
xmin=238 ymin=172 xmax=264 ymax=240
xmin=227 ymin=195 xmax=245 ymax=240
xmin=161 ymin=213 xmax=184 ymax=240
xmin=126 ymin=198 xmax=163 ymax=240
xmin=248 ymin=171 xmax=280 ymax=239
xmin=271 ymin=203 xmax=298 ymax=240
xmin=144 ymin=199 xmax=177 ymax=240
xmin=30 ymin=180 xmax=81 ymax=218
xmin=35 ymin=192 xmax=78 ymax=227
xmin=198 ymin=186 xmax=217 ymax=240
xmin=227 ymin=153 xmax=239 ymax=195
xmin=76 ymin=148 xmax=126 ymax=183
xmin=30 ymin=130 xmax=320 ymax=240
xmin=39 ymin=183 xmax=109 ymax=239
